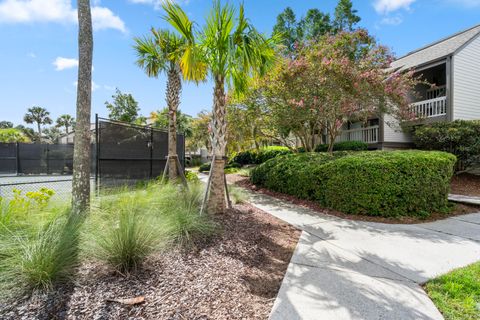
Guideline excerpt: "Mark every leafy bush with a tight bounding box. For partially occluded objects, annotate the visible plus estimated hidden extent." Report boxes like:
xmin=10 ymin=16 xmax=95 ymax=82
xmin=185 ymin=170 xmax=200 ymax=183
xmin=231 ymin=150 xmax=258 ymax=165
xmin=0 ymin=128 xmax=30 ymax=143
xmin=198 ymin=162 xmax=211 ymax=172
xmin=256 ymin=146 xmax=292 ymax=164
xmin=232 ymin=146 xmax=292 ymax=165
xmin=315 ymin=141 xmax=369 ymax=152
xmin=251 ymin=151 xmax=456 ymax=217
xmin=413 ymin=120 xmax=480 ymax=170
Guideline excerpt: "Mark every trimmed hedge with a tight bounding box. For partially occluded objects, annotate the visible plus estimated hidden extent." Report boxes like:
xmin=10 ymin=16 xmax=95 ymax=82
xmin=315 ymin=141 xmax=369 ymax=152
xmin=251 ymin=151 xmax=456 ymax=217
xmin=413 ymin=120 xmax=480 ymax=170
xmin=198 ymin=162 xmax=241 ymax=173
xmin=231 ymin=146 xmax=292 ymax=165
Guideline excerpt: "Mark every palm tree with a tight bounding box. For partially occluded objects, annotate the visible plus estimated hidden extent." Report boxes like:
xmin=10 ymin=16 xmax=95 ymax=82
xmin=134 ymin=29 xmax=191 ymax=181
xmin=23 ymin=106 xmax=53 ymax=143
xmin=56 ymin=114 xmax=76 ymax=134
xmin=72 ymin=0 xmax=93 ymax=214
xmin=163 ymin=1 xmax=277 ymax=214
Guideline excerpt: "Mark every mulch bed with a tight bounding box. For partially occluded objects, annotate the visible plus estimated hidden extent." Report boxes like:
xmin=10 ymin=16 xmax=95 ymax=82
xmin=451 ymin=173 xmax=480 ymax=197
xmin=231 ymin=175 xmax=480 ymax=225
xmin=0 ymin=204 xmax=300 ymax=320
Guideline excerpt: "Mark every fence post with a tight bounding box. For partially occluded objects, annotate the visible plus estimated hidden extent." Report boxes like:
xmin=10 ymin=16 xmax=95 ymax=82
xmin=150 ymin=127 xmax=153 ymax=179
xmin=16 ymin=142 xmax=20 ymax=175
xmin=95 ymin=114 xmax=99 ymax=195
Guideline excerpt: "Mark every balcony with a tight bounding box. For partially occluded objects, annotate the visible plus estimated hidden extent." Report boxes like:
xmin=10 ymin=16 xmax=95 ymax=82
xmin=409 ymin=96 xmax=447 ymax=119
xmin=335 ymin=126 xmax=379 ymax=144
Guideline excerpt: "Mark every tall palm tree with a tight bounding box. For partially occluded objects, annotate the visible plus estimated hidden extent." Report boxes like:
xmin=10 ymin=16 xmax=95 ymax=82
xmin=56 ymin=114 xmax=76 ymax=134
xmin=72 ymin=0 xmax=93 ymax=214
xmin=163 ymin=1 xmax=277 ymax=214
xmin=134 ymin=29 xmax=191 ymax=181
xmin=23 ymin=106 xmax=53 ymax=143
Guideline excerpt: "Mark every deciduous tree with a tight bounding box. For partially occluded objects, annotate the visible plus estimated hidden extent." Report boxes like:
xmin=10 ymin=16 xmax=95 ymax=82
xmin=105 ymin=88 xmax=141 ymax=123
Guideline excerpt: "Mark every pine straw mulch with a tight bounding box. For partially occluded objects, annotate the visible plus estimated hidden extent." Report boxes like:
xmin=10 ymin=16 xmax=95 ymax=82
xmin=0 ymin=204 xmax=300 ymax=320
xmin=451 ymin=173 xmax=480 ymax=197
xmin=231 ymin=175 xmax=480 ymax=225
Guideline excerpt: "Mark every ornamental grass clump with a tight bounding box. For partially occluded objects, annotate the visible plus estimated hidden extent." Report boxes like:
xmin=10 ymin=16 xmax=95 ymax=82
xmin=85 ymin=182 xmax=216 ymax=272
xmin=0 ymin=205 xmax=83 ymax=297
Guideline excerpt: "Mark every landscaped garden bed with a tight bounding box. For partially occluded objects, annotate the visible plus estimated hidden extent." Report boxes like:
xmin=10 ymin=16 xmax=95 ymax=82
xmin=0 ymin=184 xmax=300 ymax=319
xmin=240 ymin=150 xmax=479 ymax=223
xmin=451 ymin=173 xmax=480 ymax=197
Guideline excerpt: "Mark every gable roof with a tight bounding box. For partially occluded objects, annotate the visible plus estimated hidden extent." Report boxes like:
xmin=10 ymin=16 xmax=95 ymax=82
xmin=391 ymin=24 xmax=480 ymax=71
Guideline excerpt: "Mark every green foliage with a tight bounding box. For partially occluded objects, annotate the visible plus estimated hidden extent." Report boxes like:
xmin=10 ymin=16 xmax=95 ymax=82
xmin=413 ymin=120 xmax=480 ymax=170
xmin=333 ymin=0 xmax=361 ymax=31
xmin=315 ymin=141 xmax=368 ymax=152
xmin=0 ymin=188 xmax=55 ymax=226
xmin=151 ymin=107 xmax=193 ymax=137
xmin=251 ymin=151 xmax=456 ymax=217
xmin=0 ymin=207 xmax=82 ymax=296
xmin=426 ymin=262 xmax=480 ymax=320
xmin=86 ymin=183 xmax=216 ymax=272
xmin=185 ymin=170 xmax=200 ymax=183
xmin=55 ymin=114 xmax=75 ymax=134
xmin=0 ymin=121 xmax=13 ymax=129
xmin=0 ymin=128 xmax=30 ymax=143
xmin=232 ymin=146 xmax=292 ymax=165
xmin=228 ymin=186 xmax=247 ymax=204
xmin=105 ymin=88 xmax=141 ymax=123
xmin=199 ymin=162 xmax=211 ymax=172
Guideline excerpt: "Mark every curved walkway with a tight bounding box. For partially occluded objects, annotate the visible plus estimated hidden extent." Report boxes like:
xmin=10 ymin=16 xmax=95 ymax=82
xmin=245 ymin=191 xmax=480 ymax=320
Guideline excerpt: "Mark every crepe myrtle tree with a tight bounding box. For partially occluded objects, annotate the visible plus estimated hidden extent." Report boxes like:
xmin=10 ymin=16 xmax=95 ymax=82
xmin=72 ymin=0 xmax=93 ymax=214
xmin=163 ymin=0 xmax=278 ymax=214
xmin=262 ymin=30 xmax=420 ymax=153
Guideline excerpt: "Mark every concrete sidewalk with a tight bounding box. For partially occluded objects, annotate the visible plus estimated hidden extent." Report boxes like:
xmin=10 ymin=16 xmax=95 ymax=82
xmin=245 ymin=191 xmax=480 ymax=320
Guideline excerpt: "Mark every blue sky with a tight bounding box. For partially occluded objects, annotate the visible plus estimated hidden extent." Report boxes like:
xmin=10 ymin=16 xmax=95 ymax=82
xmin=0 ymin=0 xmax=479 ymax=127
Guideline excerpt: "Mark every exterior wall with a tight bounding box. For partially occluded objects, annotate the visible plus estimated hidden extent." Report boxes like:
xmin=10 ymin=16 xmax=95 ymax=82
xmin=453 ymin=35 xmax=480 ymax=120
xmin=382 ymin=114 xmax=413 ymax=144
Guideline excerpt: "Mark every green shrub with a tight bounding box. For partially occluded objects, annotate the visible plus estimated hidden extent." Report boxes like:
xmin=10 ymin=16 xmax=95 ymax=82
xmin=198 ymin=162 xmax=211 ymax=172
xmin=315 ymin=141 xmax=369 ymax=152
xmin=231 ymin=150 xmax=258 ymax=165
xmin=185 ymin=170 xmax=200 ymax=183
xmin=256 ymin=146 xmax=292 ymax=164
xmin=251 ymin=151 xmax=456 ymax=217
xmin=413 ymin=120 xmax=480 ymax=170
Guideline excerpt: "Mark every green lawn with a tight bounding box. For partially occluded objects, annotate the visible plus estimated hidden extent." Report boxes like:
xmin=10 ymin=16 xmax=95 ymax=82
xmin=425 ymin=262 xmax=480 ymax=320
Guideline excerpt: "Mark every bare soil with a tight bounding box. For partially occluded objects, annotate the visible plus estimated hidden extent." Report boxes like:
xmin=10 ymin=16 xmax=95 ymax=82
xmin=231 ymin=175 xmax=480 ymax=225
xmin=0 ymin=204 xmax=300 ymax=320
xmin=451 ymin=173 xmax=480 ymax=197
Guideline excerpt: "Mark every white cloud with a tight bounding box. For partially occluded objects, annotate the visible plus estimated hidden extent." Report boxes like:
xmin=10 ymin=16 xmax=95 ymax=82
xmin=73 ymin=80 xmax=100 ymax=91
xmin=0 ymin=0 xmax=126 ymax=32
xmin=53 ymin=57 xmax=78 ymax=70
xmin=27 ymin=52 xmax=36 ymax=58
xmin=380 ymin=16 xmax=403 ymax=25
xmin=373 ymin=0 xmax=416 ymax=14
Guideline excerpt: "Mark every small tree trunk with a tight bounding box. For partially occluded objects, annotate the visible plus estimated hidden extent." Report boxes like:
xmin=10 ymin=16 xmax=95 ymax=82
xmin=37 ymin=123 xmax=42 ymax=143
xmin=166 ymin=66 xmax=182 ymax=180
xmin=205 ymin=76 xmax=227 ymax=214
xmin=72 ymin=0 xmax=93 ymax=215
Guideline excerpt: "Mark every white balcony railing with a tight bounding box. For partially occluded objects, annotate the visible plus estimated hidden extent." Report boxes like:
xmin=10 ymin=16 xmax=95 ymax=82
xmin=335 ymin=125 xmax=379 ymax=144
xmin=409 ymin=96 xmax=447 ymax=119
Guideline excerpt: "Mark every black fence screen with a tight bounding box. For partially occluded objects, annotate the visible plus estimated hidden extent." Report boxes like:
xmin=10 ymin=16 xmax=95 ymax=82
xmin=0 ymin=143 xmax=17 ymax=175
xmin=0 ymin=143 xmax=80 ymax=175
xmin=96 ymin=117 xmax=185 ymax=189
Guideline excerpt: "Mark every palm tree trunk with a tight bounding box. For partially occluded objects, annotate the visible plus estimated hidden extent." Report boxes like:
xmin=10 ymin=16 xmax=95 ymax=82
xmin=37 ymin=123 xmax=42 ymax=143
xmin=206 ymin=75 xmax=227 ymax=214
xmin=72 ymin=0 xmax=93 ymax=214
xmin=166 ymin=65 xmax=182 ymax=180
